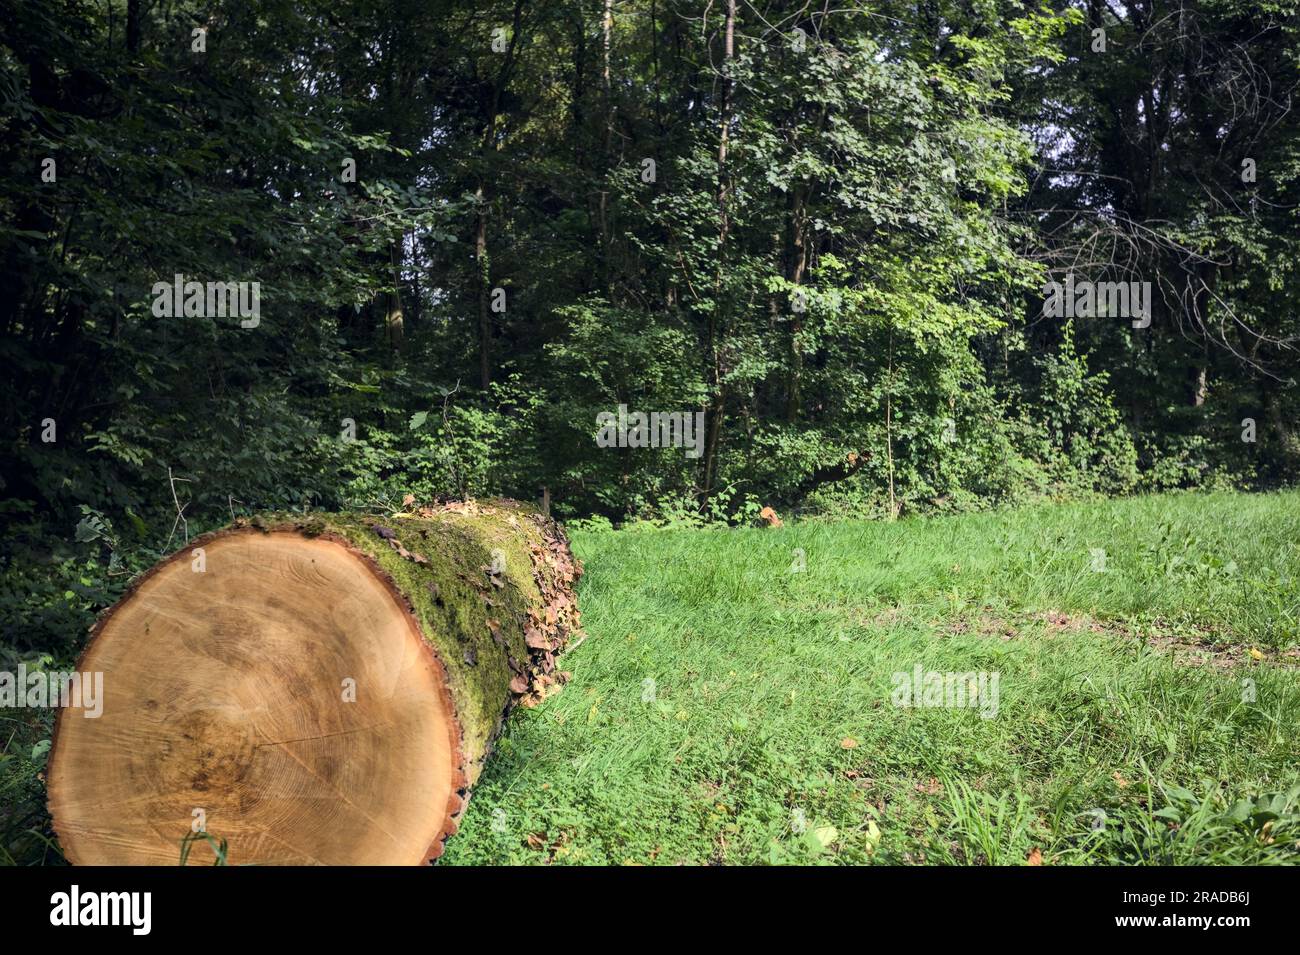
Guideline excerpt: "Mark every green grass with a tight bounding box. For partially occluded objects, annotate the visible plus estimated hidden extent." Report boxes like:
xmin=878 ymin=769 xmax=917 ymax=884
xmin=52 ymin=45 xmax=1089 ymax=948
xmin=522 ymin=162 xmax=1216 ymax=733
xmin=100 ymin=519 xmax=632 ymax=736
xmin=440 ymin=490 xmax=1300 ymax=865
xmin=4 ymin=490 xmax=1299 ymax=865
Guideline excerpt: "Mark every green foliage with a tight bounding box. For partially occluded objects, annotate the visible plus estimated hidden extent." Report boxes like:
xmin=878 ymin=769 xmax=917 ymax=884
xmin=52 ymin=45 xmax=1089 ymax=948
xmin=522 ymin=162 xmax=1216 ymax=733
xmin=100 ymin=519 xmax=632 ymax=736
xmin=3 ymin=0 xmax=1294 ymax=549
xmin=1 ymin=0 xmax=1298 ymax=867
xmin=1013 ymin=325 xmax=1140 ymax=496
xmin=437 ymin=491 xmax=1300 ymax=866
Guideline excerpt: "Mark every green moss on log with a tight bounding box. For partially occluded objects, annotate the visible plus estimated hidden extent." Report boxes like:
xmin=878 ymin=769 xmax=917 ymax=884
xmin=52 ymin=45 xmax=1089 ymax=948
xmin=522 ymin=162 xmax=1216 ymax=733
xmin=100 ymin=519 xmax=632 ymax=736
xmin=239 ymin=500 xmax=582 ymax=791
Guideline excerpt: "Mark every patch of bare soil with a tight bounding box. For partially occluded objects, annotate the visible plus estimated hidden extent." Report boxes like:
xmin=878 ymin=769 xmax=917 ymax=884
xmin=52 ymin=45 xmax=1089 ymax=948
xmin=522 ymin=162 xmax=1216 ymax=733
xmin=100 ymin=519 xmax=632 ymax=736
xmin=1033 ymin=610 xmax=1299 ymax=670
xmin=1135 ymin=621 xmax=1299 ymax=671
xmin=860 ymin=603 xmax=1298 ymax=669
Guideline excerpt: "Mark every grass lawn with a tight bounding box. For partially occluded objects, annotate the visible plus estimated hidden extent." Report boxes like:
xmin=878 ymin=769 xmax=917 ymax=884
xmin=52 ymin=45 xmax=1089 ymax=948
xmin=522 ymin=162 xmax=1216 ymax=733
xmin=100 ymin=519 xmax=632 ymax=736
xmin=441 ymin=491 xmax=1300 ymax=865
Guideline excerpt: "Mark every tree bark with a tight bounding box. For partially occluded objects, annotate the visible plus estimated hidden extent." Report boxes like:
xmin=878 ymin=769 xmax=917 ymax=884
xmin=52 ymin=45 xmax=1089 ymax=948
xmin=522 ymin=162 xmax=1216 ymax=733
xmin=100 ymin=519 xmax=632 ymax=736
xmin=48 ymin=500 xmax=583 ymax=865
xmin=701 ymin=0 xmax=736 ymax=499
xmin=385 ymin=239 xmax=405 ymax=353
xmin=474 ymin=0 xmax=528 ymax=389
xmin=126 ymin=0 xmax=142 ymax=53
xmin=785 ymin=184 xmax=810 ymax=422
xmin=598 ymin=0 xmax=615 ymax=289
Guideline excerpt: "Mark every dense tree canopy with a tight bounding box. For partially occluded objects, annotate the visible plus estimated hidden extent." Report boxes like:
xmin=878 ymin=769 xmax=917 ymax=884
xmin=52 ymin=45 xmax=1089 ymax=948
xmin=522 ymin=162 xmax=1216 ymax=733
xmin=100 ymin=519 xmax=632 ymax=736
xmin=2 ymin=1 xmax=1297 ymax=642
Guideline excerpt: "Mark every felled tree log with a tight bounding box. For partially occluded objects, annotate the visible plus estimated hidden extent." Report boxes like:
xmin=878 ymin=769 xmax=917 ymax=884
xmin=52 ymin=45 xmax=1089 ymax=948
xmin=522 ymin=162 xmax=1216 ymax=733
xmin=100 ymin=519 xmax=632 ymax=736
xmin=47 ymin=500 xmax=583 ymax=865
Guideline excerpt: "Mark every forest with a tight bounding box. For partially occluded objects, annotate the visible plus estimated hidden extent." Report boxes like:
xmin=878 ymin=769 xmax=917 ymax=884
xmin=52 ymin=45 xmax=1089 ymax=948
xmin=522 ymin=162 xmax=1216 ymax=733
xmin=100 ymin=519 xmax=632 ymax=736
xmin=1 ymin=0 xmax=1299 ymax=870
xmin=5 ymin=1 xmax=1298 ymax=539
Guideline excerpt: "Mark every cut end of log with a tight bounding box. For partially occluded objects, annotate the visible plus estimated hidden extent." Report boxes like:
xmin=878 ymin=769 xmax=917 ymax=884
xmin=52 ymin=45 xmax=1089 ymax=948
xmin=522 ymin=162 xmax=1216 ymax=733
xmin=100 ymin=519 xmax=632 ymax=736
xmin=48 ymin=501 xmax=583 ymax=865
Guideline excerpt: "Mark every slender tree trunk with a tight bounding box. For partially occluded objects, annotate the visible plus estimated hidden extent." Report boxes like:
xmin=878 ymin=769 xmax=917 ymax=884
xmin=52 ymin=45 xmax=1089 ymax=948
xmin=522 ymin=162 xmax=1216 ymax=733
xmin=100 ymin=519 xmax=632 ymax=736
xmin=650 ymin=0 xmax=663 ymax=135
xmin=476 ymin=186 xmax=491 ymax=388
xmin=785 ymin=185 xmax=809 ymax=422
xmin=602 ymin=0 xmax=613 ymax=90
xmin=385 ymin=239 xmax=405 ymax=353
xmin=1188 ymin=364 xmax=1207 ymax=407
xmin=885 ymin=322 xmax=897 ymax=520
xmin=598 ymin=0 xmax=614 ymax=291
xmin=126 ymin=0 xmax=142 ymax=53
xmin=474 ymin=0 xmax=527 ymax=390
xmin=701 ymin=0 xmax=736 ymax=499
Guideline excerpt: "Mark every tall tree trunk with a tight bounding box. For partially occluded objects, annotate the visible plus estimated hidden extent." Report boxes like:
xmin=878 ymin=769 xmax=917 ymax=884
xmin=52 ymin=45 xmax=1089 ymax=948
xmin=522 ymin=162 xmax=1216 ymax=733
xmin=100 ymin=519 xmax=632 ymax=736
xmin=598 ymin=0 xmax=615 ymax=291
xmin=385 ymin=239 xmax=405 ymax=353
xmin=126 ymin=0 xmax=142 ymax=53
xmin=885 ymin=321 xmax=898 ymax=520
xmin=701 ymin=0 xmax=736 ymax=499
xmin=474 ymin=0 xmax=528 ymax=390
xmin=476 ymin=185 xmax=491 ymax=387
xmin=785 ymin=185 xmax=810 ymax=422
